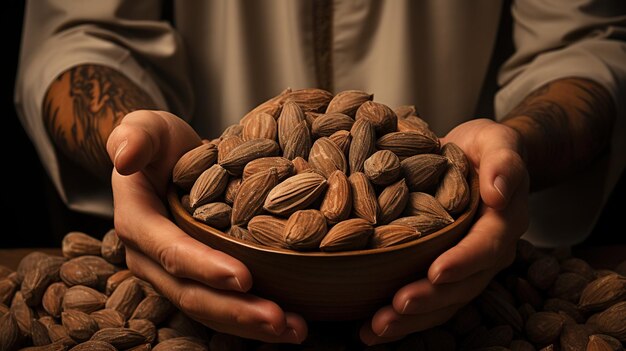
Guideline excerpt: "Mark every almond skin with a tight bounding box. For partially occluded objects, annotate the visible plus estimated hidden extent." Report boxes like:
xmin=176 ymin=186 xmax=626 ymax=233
xmin=231 ymin=168 xmax=279 ymax=226
xmin=326 ymin=90 xmax=373 ymax=117
xmin=284 ymin=210 xmax=328 ymax=251
xmin=364 ymin=150 xmax=401 ymax=186
xmin=311 ymin=112 xmax=355 ymax=138
xmin=320 ymin=170 xmax=352 ymax=225
xmin=319 ymin=218 xmax=374 ymax=252
xmin=308 ymin=137 xmax=348 ymax=178
xmin=172 ymin=144 xmax=217 ymax=191
xmin=264 ymin=172 xmax=328 ymax=216
xmin=349 ymin=172 xmax=379 ymax=224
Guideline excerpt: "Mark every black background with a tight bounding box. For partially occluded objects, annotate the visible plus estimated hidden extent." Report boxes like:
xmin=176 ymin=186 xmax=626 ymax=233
xmin=2 ymin=1 xmax=624 ymax=248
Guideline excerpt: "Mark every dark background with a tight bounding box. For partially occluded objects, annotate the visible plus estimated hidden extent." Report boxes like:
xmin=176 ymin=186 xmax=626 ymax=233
xmin=2 ymin=1 xmax=624 ymax=248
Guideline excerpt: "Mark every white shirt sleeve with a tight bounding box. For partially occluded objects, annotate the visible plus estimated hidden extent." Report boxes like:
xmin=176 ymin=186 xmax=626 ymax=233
xmin=495 ymin=0 xmax=626 ymax=247
xmin=14 ymin=0 xmax=193 ymax=217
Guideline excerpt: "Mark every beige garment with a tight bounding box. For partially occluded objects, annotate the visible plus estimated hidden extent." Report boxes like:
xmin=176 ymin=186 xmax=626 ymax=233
xmin=15 ymin=0 xmax=626 ymax=246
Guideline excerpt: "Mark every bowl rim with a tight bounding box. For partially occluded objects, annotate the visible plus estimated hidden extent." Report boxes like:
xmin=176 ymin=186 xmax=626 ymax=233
xmin=168 ymin=170 xmax=480 ymax=258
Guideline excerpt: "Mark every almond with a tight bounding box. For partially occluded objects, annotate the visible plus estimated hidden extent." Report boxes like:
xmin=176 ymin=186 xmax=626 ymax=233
xmin=42 ymin=282 xmax=67 ymax=318
xmin=223 ymin=178 xmax=242 ymax=205
xmin=242 ymin=112 xmax=277 ymax=141
xmin=172 ymin=144 xmax=217 ymax=190
xmin=404 ymin=192 xmax=453 ymax=221
xmin=264 ymin=172 xmax=328 ymax=216
xmin=217 ymin=136 xmax=244 ymax=164
xmin=436 ymin=164 xmax=470 ymax=215
xmin=282 ymin=120 xmax=312 ymax=160
xmin=106 ymin=278 xmax=144 ymax=319
xmin=377 ymin=179 xmax=409 ymax=224
xmin=189 ymin=164 xmax=229 ymax=208
xmin=128 ymin=319 xmax=156 ymax=345
xmin=364 ymin=150 xmax=401 ymax=186
xmin=231 ymin=168 xmax=279 ymax=226
xmin=247 ymin=215 xmax=288 ymax=249
xmin=91 ymin=309 xmax=126 ymax=329
xmin=277 ymin=100 xmax=305 ymax=149
xmin=311 ymin=112 xmax=355 ymax=138
xmin=0 ymin=313 xmax=19 ymax=351
xmin=376 ymin=131 xmax=439 ymax=159
xmin=62 ymin=232 xmax=102 ymax=258
xmin=441 ymin=142 xmax=470 ymax=177
xmin=319 ymin=218 xmax=373 ymax=252
xmin=101 ymin=229 xmax=125 ymax=265
xmin=292 ymin=156 xmax=312 ymax=174
xmin=21 ymin=256 xmax=64 ymax=306
xmin=105 ymin=270 xmax=133 ymax=296
xmin=348 ymin=119 xmax=376 ymax=174
xmin=60 ymin=259 xmax=98 ymax=288
xmin=219 ymin=138 xmax=280 ymax=175
xmin=579 ymin=274 xmax=626 ymax=312
xmin=308 ymin=137 xmax=348 ymax=178
xmin=62 ymin=286 xmax=107 ymax=314
xmin=284 ymin=210 xmax=328 ymax=251
xmin=286 ymin=88 xmax=333 ymax=112
xmin=226 ymin=226 xmax=256 ymax=243
xmin=90 ymin=327 xmax=147 ymax=349
xmin=131 ymin=295 xmax=173 ymax=325
xmin=193 ymin=202 xmax=232 ymax=230
xmin=355 ymin=101 xmax=397 ymax=135
xmin=400 ymin=154 xmax=448 ymax=191
xmin=328 ymin=130 xmax=352 ymax=156
xmin=370 ymin=224 xmax=421 ymax=249
xmin=349 ymin=172 xmax=379 ymax=224
xmin=525 ymin=312 xmax=565 ymax=345
xmin=326 ymin=90 xmax=373 ymax=117
xmin=62 ymin=310 xmax=98 ymax=342
xmin=243 ymin=157 xmax=294 ymax=181
xmin=320 ymin=170 xmax=352 ymax=225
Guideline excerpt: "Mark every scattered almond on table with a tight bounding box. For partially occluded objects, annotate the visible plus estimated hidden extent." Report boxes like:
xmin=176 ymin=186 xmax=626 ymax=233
xmin=1 ymin=232 xmax=625 ymax=350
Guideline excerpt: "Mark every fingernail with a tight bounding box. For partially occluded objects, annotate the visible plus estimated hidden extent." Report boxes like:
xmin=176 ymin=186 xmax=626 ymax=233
xmin=226 ymin=276 xmax=244 ymax=291
xmin=286 ymin=328 xmax=301 ymax=344
xmin=113 ymin=139 xmax=128 ymax=168
xmin=494 ymin=175 xmax=507 ymax=201
xmin=431 ymin=271 xmax=445 ymax=284
xmin=378 ymin=324 xmax=390 ymax=337
xmin=262 ymin=322 xmax=280 ymax=336
xmin=402 ymin=299 xmax=413 ymax=314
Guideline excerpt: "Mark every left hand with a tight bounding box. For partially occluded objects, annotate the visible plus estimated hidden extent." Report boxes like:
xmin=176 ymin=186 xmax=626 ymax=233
xmin=360 ymin=118 xmax=530 ymax=345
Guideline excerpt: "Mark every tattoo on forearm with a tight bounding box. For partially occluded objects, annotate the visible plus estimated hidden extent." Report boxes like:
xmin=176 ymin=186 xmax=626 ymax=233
xmin=503 ymin=78 xmax=615 ymax=189
xmin=43 ymin=65 xmax=157 ymax=178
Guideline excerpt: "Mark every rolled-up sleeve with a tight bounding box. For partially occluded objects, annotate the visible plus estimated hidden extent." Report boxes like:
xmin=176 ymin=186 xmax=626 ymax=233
xmin=495 ymin=0 xmax=626 ymax=246
xmin=14 ymin=0 xmax=193 ymax=217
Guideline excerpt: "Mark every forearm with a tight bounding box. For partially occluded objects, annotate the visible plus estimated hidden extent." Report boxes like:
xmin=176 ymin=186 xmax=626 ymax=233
xmin=502 ymin=78 xmax=615 ymax=190
xmin=43 ymin=64 xmax=158 ymax=179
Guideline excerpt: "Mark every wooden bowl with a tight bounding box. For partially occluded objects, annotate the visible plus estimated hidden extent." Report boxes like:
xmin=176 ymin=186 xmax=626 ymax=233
xmin=167 ymin=171 xmax=480 ymax=321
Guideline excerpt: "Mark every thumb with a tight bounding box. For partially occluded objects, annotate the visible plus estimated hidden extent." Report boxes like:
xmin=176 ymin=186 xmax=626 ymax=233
xmin=478 ymin=146 xmax=527 ymax=210
xmin=106 ymin=110 xmax=201 ymax=176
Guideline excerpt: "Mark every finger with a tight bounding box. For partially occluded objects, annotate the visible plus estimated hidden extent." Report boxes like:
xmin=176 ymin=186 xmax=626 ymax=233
xmin=112 ymin=170 xmax=252 ymax=292
xmin=428 ymin=177 xmax=529 ymax=285
xmin=126 ymin=247 xmax=307 ymax=344
xmin=478 ymin=146 xmax=526 ymax=210
xmin=361 ymin=304 xmax=461 ymax=343
xmin=392 ymin=270 xmax=493 ymax=315
xmin=106 ymin=110 xmax=201 ymax=178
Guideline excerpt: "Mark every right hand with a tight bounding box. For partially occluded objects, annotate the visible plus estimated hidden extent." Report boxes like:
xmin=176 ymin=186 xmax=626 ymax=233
xmin=106 ymin=110 xmax=306 ymax=343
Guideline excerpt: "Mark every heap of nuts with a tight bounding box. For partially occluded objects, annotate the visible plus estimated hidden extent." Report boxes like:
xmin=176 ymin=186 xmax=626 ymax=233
xmin=1 ymin=232 xmax=624 ymax=350
xmin=173 ymin=88 xmax=472 ymax=252
xmin=0 ymin=231 xmax=216 ymax=351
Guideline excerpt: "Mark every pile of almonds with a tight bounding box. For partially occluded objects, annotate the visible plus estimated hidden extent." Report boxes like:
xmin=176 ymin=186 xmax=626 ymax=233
xmin=1 ymin=232 xmax=624 ymax=350
xmin=173 ymin=88 xmax=472 ymax=251
xmin=0 ymin=231 xmax=216 ymax=351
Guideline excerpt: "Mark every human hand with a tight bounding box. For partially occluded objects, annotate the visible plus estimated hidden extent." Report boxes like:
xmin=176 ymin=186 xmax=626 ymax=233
xmin=106 ymin=110 xmax=306 ymax=343
xmin=360 ymin=118 xmax=529 ymax=345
